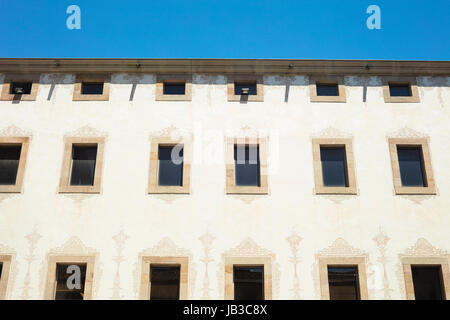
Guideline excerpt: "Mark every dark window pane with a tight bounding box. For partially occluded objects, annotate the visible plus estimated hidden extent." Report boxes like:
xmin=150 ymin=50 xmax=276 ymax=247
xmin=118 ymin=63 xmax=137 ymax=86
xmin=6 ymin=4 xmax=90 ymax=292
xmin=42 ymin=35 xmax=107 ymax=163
xmin=150 ymin=266 xmax=180 ymax=300
xmin=320 ymin=147 xmax=348 ymax=187
xmin=81 ymin=82 xmax=104 ymax=95
xmin=0 ymin=145 xmax=21 ymax=185
xmin=234 ymin=82 xmax=257 ymax=95
xmin=70 ymin=145 xmax=97 ymax=186
xmin=0 ymin=262 xmax=3 ymax=280
xmin=233 ymin=266 xmax=264 ymax=300
xmin=412 ymin=266 xmax=445 ymax=300
xmin=316 ymin=83 xmax=339 ymax=96
xmin=234 ymin=145 xmax=260 ymax=187
xmin=10 ymin=82 xmax=32 ymax=95
xmin=158 ymin=146 xmax=183 ymax=186
xmin=55 ymin=264 xmax=86 ymax=300
xmin=389 ymin=83 xmax=411 ymax=97
xmin=397 ymin=146 xmax=425 ymax=187
xmin=163 ymin=82 xmax=186 ymax=95
xmin=328 ymin=266 xmax=360 ymax=300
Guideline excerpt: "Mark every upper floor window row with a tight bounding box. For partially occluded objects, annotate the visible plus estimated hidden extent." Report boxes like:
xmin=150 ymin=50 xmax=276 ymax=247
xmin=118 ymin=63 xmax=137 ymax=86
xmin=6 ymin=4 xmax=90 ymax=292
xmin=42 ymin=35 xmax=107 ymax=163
xmin=1 ymin=74 xmax=424 ymax=103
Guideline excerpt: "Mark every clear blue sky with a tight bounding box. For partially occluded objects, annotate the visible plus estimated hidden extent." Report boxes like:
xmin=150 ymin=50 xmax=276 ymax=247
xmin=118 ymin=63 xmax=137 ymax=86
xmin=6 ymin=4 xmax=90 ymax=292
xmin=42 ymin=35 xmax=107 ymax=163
xmin=0 ymin=0 xmax=449 ymax=60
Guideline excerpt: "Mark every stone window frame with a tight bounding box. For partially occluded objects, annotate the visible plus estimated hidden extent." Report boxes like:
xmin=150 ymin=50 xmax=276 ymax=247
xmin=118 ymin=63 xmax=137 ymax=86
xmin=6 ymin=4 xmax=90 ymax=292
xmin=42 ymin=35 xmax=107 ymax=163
xmin=148 ymin=136 xmax=192 ymax=194
xmin=44 ymin=255 xmax=96 ymax=300
xmin=309 ymin=75 xmax=346 ymax=103
xmin=73 ymin=74 xmax=111 ymax=101
xmin=312 ymin=138 xmax=358 ymax=195
xmin=155 ymin=74 xmax=192 ymax=101
xmin=388 ymin=138 xmax=436 ymax=195
xmin=225 ymin=137 xmax=269 ymax=195
xmin=401 ymin=256 xmax=450 ymax=300
xmin=139 ymin=256 xmax=189 ymax=300
xmin=0 ymin=73 xmax=40 ymax=101
xmin=58 ymin=137 xmax=106 ymax=194
xmin=224 ymin=256 xmax=272 ymax=300
xmin=227 ymin=75 xmax=264 ymax=102
xmin=382 ymin=76 xmax=420 ymax=103
xmin=318 ymin=256 xmax=369 ymax=300
xmin=0 ymin=137 xmax=30 ymax=193
xmin=0 ymin=255 xmax=12 ymax=300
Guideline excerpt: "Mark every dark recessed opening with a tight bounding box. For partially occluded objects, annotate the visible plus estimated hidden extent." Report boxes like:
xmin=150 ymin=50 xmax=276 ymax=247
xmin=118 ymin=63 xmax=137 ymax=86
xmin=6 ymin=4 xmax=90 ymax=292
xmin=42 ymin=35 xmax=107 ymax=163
xmin=235 ymin=82 xmax=257 ymax=95
xmin=0 ymin=262 xmax=3 ymax=280
xmin=233 ymin=266 xmax=264 ymax=300
xmin=411 ymin=265 xmax=445 ymax=300
xmin=397 ymin=146 xmax=426 ymax=187
xmin=55 ymin=263 xmax=87 ymax=300
xmin=70 ymin=145 xmax=97 ymax=186
xmin=10 ymin=82 xmax=32 ymax=95
xmin=320 ymin=146 xmax=349 ymax=187
xmin=0 ymin=145 xmax=22 ymax=185
xmin=316 ymin=83 xmax=339 ymax=96
xmin=163 ymin=82 xmax=186 ymax=95
xmin=389 ymin=83 xmax=412 ymax=97
xmin=328 ymin=266 xmax=360 ymax=300
xmin=150 ymin=266 xmax=180 ymax=300
xmin=234 ymin=145 xmax=260 ymax=187
xmin=81 ymin=82 xmax=104 ymax=95
xmin=158 ymin=145 xmax=184 ymax=186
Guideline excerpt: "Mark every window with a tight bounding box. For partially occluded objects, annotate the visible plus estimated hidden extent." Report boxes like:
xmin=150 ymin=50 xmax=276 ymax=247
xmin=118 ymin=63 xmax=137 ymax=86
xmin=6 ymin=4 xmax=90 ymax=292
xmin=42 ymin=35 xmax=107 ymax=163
xmin=139 ymin=256 xmax=189 ymax=300
xmin=81 ymin=82 xmax=104 ymax=95
xmin=234 ymin=145 xmax=260 ymax=187
xmin=312 ymin=139 xmax=357 ymax=195
xmin=158 ymin=145 xmax=183 ymax=187
xmin=226 ymin=137 xmax=268 ymax=194
xmin=73 ymin=74 xmax=110 ymax=101
xmin=327 ymin=266 xmax=360 ymax=300
xmin=59 ymin=137 xmax=105 ymax=194
xmin=233 ymin=266 xmax=264 ymax=300
xmin=70 ymin=145 xmax=98 ymax=186
xmin=388 ymin=138 xmax=436 ymax=194
xmin=320 ymin=147 xmax=348 ymax=187
xmin=411 ymin=266 xmax=445 ymax=300
xmin=156 ymin=75 xmax=192 ymax=101
xmin=163 ymin=82 xmax=186 ymax=95
xmin=54 ymin=264 xmax=87 ymax=300
xmin=309 ymin=76 xmax=346 ymax=102
xmin=0 ymin=255 xmax=12 ymax=300
xmin=383 ymin=77 xmax=420 ymax=103
xmin=227 ymin=76 xmax=264 ymax=102
xmin=150 ymin=266 xmax=180 ymax=300
xmin=0 ymin=74 xmax=40 ymax=101
xmin=0 ymin=137 xmax=30 ymax=193
xmin=316 ymin=83 xmax=339 ymax=96
xmin=148 ymin=138 xmax=191 ymax=194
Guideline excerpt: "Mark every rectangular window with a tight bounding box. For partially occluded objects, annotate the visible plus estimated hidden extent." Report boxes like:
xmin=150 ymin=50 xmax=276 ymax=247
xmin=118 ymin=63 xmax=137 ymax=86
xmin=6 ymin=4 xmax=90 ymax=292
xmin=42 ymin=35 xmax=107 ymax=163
xmin=389 ymin=83 xmax=412 ymax=97
xmin=81 ymin=82 xmax=104 ymax=95
xmin=150 ymin=266 xmax=180 ymax=300
xmin=70 ymin=145 xmax=98 ymax=186
xmin=320 ymin=146 xmax=348 ymax=187
xmin=316 ymin=83 xmax=339 ymax=96
xmin=411 ymin=265 xmax=445 ymax=300
xmin=0 ymin=145 xmax=21 ymax=185
xmin=0 ymin=262 xmax=3 ymax=279
xmin=234 ymin=145 xmax=260 ymax=187
xmin=55 ymin=264 xmax=87 ymax=300
xmin=327 ymin=266 xmax=360 ymax=300
xmin=158 ymin=145 xmax=184 ymax=187
xmin=234 ymin=82 xmax=257 ymax=95
xmin=233 ymin=266 xmax=264 ymax=300
xmin=163 ymin=82 xmax=186 ymax=95
xmin=9 ymin=82 xmax=32 ymax=95
xmin=397 ymin=146 xmax=426 ymax=187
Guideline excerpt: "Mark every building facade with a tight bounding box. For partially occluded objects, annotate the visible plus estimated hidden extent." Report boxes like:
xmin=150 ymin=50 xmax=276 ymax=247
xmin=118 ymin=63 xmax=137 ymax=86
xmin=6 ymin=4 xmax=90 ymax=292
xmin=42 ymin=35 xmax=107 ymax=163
xmin=0 ymin=59 xmax=449 ymax=300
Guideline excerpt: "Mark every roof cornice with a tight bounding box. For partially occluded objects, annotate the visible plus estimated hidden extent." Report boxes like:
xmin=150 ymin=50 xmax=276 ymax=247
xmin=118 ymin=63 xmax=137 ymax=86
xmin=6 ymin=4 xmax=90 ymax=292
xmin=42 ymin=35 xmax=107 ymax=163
xmin=0 ymin=58 xmax=449 ymax=76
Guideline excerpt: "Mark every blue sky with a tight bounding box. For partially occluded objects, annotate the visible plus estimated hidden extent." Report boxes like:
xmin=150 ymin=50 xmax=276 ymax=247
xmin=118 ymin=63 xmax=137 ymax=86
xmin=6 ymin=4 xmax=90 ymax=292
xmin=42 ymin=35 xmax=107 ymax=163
xmin=0 ymin=0 xmax=449 ymax=60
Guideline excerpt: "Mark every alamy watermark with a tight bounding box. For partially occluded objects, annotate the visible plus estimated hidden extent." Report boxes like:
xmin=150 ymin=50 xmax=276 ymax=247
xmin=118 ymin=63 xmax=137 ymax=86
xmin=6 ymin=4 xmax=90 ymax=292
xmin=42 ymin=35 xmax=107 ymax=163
xmin=366 ymin=5 xmax=381 ymax=30
xmin=66 ymin=5 xmax=81 ymax=30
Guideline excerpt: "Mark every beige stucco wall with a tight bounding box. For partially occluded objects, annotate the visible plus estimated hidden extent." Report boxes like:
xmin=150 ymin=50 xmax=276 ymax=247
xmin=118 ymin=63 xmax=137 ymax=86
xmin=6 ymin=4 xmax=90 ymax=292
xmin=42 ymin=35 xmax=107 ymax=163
xmin=0 ymin=73 xmax=449 ymax=299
